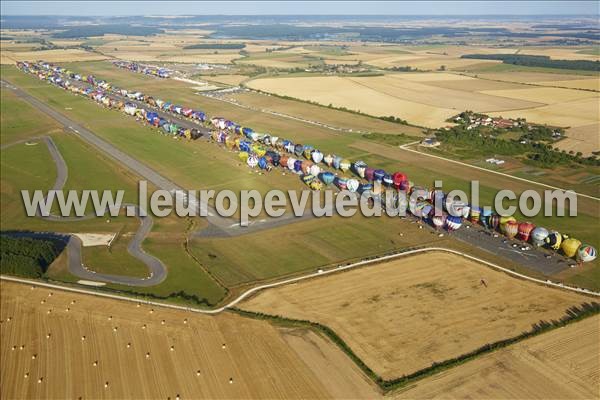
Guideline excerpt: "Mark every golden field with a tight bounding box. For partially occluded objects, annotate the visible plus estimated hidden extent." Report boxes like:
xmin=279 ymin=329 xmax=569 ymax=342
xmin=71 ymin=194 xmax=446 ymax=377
xmin=0 ymin=49 xmax=109 ymax=64
xmin=0 ymin=281 xmax=378 ymax=399
xmin=241 ymin=251 xmax=590 ymax=379
xmin=393 ymin=315 xmax=600 ymax=399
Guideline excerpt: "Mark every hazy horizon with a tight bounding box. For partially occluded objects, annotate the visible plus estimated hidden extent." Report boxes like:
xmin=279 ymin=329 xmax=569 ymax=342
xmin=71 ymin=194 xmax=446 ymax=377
xmin=2 ymin=1 xmax=599 ymax=17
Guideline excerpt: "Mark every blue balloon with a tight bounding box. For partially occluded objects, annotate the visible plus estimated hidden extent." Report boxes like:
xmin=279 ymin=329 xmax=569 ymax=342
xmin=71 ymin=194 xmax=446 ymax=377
xmin=320 ymin=171 xmax=335 ymax=185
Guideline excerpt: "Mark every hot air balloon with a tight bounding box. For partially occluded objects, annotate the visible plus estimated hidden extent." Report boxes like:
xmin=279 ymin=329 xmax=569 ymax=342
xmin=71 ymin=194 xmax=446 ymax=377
xmin=311 ymin=150 xmax=323 ymax=164
xmin=412 ymin=200 xmax=429 ymax=218
xmin=284 ymin=141 xmax=295 ymax=153
xmin=353 ymin=161 xmax=367 ymax=178
xmin=392 ymin=172 xmax=407 ymax=190
xmin=320 ymin=171 xmax=335 ymax=185
xmin=270 ymin=136 xmax=279 ymax=147
xmin=346 ymin=178 xmax=359 ymax=193
xmin=431 ymin=211 xmax=447 ymax=230
xmin=373 ymin=169 xmax=386 ymax=182
xmin=577 ymin=245 xmax=597 ymax=263
xmin=481 ymin=208 xmax=493 ymax=229
xmin=517 ymin=222 xmax=535 ymax=242
xmin=335 ymin=177 xmax=348 ymax=190
xmin=399 ymin=179 xmax=411 ymax=192
xmin=287 ymin=157 xmax=297 ymax=171
xmin=302 ymin=145 xmax=314 ymax=159
xmin=561 ymin=238 xmax=581 ymax=258
xmin=489 ymin=214 xmax=500 ymax=230
xmin=294 ymin=160 xmax=303 ymax=173
xmin=238 ymin=152 xmax=249 ymax=162
xmin=332 ymin=156 xmax=342 ymax=170
xmin=469 ymin=206 xmax=481 ymax=224
xmin=382 ymin=174 xmax=394 ymax=187
xmin=271 ymin=153 xmax=281 ymax=167
xmin=309 ymin=164 xmax=321 ymax=177
xmin=503 ymin=220 xmax=519 ymax=239
xmin=446 ymin=215 xmax=463 ymax=231
xmin=530 ymin=227 xmax=549 ymax=247
xmin=258 ymin=157 xmax=268 ymax=170
xmin=309 ymin=180 xmax=323 ymax=191
xmin=294 ymin=144 xmax=304 ymax=157
xmin=324 ymin=154 xmax=334 ymax=166
xmin=358 ymin=183 xmax=373 ymax=194
xmin=279 ymin=155 xmax=289 ymax=169
xmin=499 ymin=216 xmax=516 ymax=234
xmin=301 ymin=160 xmax=313 ymax=175
xmin=225 ymin=136 xmax=236 ymax=149
xmin=545 ymin=231 xmax=562 ymax=250
xmin=247 ymin=155 xmax=258 ymax=168
xmin=340 ymin=159 xmax=351 ymax=172
xmin=447 ymin=201 xmax=469 ymax=218
xmin=302 ymin=174 xmax=315 ymax=185
xmin=365 ymin=168 xmax=375 ymax=182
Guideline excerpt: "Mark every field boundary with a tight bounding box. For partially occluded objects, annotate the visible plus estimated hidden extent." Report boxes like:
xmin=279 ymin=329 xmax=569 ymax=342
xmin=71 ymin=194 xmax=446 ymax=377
xmin=399 ymin=142 xmax=600 ymax=201
xmin=2 ymin=247 xmax=598 ymax=316
xmin=232 ymin=302 xmax=600 ymax=393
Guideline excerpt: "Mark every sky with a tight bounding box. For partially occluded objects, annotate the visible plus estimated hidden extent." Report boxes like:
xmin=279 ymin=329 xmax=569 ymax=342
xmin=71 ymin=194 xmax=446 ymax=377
xmin=1 ymin=1 xmax=598 ymax=16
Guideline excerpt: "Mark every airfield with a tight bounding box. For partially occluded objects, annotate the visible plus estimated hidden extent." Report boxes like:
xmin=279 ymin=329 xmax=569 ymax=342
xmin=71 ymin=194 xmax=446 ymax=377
xmin=1 ymin=21 xmax=600 ymax=398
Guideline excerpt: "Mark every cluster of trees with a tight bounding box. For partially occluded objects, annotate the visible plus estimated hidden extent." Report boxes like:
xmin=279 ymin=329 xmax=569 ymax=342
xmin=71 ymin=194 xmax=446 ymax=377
xmin=435 ymin=126 xmax=599 ymax=168
xmin=0 ymin=236 xmax=64 ymax=278
xmin=183 ymin=43 xmax=245 ymax=50
xmin=53 ymin=24 xmax=163 ymax=38
xmin=380 ymin=115 xmax=409 ymax=125
xmin=462 ymin=53 xmax=600 ymax=71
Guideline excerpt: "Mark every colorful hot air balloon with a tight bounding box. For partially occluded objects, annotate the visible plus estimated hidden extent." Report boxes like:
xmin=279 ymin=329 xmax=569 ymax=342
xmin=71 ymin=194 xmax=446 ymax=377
xmin=373 ymin=169 xmax=386 ymax=182
xmin=353 ymin=161 xmax=367 ymax=178
xmin=392 ymin=172 xmax=407 ymax=190
xmin=545 ymin=231 xmax=562 ymax=250
xmin=577 ymin=245 xmax=597 ymax=263
xmin=271 ymin=153 xmax=281 ymax=167
xmin=323 ymin=154 xmax=334 ymax=166
xmin=499 ymin=216 xmax=516 ymax=233
xmin=469 ymin=206 xmax=481 ymax=224
xmin=309 ymin=180 xmax=324 ymax=191
xmin=481 ymin=208 xmax=493 ymax=229
xmin=530 ymin=227 xmax=549 ymax=247
xmin=517 ymin=222 xmax=535 ymax=242
xmin=446 ymin=215 xmax=462 ymax=231
xmin=332 ymin=156 xmax=342 ymax=170
xmin=346 ymin=178 xmax=359 ymax=193
xmin=503 ymin=220 xmax=519 ymax=239
xmin=365 ymin=167 xmax=375 ymax=182
xmin=294 ymin=160 xmax=303 ymax=173
xmin=258 ymin=157 xmax=268 ymax=170
xmin=301 ymin=160 xmax=313 ymax=175
xmin=431 ymin=212 xmax=447 ymax=230
xmin=302 ymin=145 xmax=314 ymax=160
xmin=358 ymin=183 xmax=373 ymax=194
xmin=247 ymin=155 xmax=258 ymax=168
xmin=320 ymin=172 xmax=335 ymax=185
xmin=279 ymin=155 xmax=289 ymax=168
xmin=340 ymin=159 xmax=351 ymax=172
xmin=335 ymin=177 xmax=348 ymax=190
xmin=238 ymin=151 xmax=249 ymax=162
xmin=309 ymin=164 xmax=321 ymax=177
xmin=311 ymin=150 xmax=323 ymax=164
xmin=489 ymin=214 xmax=500 ymax=230
xmin=302 ymin=174 xmax=315 ymax=185
xmin=294 ymin=144 xmax=304 ymax=156
xmin=284 ymin=141 xmax=295 ymax=153
xmin=382 ymin=174 xmax=394 ymax=187
xmin=561 ymin=238 xmax=581 ymax=258
xmin=287 ymin=157 xmax=297 ymax=171
xmin=270 ymin=136 xmax=279 ymax=147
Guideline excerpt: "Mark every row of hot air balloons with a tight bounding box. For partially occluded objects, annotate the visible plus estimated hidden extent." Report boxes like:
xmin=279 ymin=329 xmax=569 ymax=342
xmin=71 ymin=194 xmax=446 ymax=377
xmin=17 ymin=62 xmax=595 ymax=264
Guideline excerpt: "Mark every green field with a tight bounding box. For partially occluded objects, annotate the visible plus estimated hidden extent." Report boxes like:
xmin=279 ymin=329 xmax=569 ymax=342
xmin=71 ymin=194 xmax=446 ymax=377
xmin=0 ymin=84 xmax=226 ymax=303
xmin=2 ymin=63 xmax=598 ymax=294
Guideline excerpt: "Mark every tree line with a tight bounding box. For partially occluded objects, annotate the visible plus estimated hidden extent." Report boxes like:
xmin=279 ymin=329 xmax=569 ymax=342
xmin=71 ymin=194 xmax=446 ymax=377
xmin=462 ymin=53 xmax=600 ymax=71
xmin=0 ymin=236 xmax=64 ymax=278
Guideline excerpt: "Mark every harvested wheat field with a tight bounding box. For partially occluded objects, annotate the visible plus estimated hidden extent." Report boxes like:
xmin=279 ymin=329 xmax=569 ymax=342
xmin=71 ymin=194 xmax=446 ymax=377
xmin=241 ymin=251 xmax=591 ymax=379
xmin=393 ymin=315 xmax=600 ymax=399
xmin=1 ymin=49 xmax=108 ymax=64
xmin=0 ymin=281 xmax=379 ymax=399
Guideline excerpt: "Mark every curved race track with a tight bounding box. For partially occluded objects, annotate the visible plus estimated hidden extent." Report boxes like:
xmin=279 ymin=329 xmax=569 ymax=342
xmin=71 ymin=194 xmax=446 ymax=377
xmin=1 ymin=137 xmax=166 ymax=286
